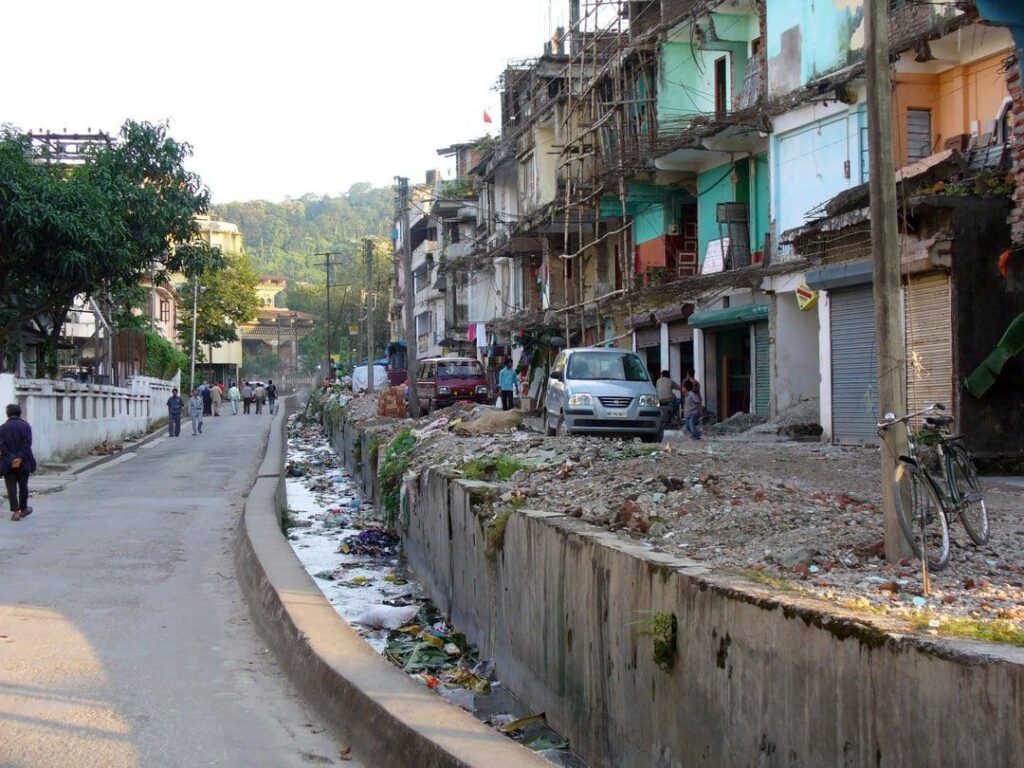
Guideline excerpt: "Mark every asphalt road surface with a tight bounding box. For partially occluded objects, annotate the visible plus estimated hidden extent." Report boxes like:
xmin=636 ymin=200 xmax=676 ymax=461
xmin=0 ymin=408 xmax=356 ymax=767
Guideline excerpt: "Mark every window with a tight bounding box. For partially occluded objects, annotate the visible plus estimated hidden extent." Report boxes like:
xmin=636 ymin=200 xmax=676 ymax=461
xmin=159 ymin=299 xmax=170 ymax=323
xmin=567 ymin=351 xmax=650 ymax=382
xmin=714 ymin=57 xmax=728 ymax=119
xmin=906 ymin=108 xmax=932 ymax=163
xmin=436 ymin=360 xmax=484 ymax=379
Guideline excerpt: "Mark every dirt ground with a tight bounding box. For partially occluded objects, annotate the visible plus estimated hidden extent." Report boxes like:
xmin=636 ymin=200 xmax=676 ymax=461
xmin=337 ymin=390 xmax=1024 ymax=643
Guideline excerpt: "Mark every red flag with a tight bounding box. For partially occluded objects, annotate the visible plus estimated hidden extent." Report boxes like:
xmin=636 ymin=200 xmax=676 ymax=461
xmin=483 ymin=110 xmax=493 ymax=124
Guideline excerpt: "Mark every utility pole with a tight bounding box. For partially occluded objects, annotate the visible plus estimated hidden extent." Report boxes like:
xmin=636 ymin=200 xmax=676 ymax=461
xmin=189 ymin=274 xmax=199 ymax=392
xmin=397 ymin=176 xmax=420 ymax=417
xmin=866 ymin=0 xmax=910 ymax=563
xmin=316 ymin=252 xmax=346 ymax=383
xmin=364 ymin=238 xmax=376 ymax=395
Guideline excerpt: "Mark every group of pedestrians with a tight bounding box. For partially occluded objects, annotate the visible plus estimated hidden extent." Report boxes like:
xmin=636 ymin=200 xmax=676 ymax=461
xmin=165 ymin=379 xmax=279 ymax=438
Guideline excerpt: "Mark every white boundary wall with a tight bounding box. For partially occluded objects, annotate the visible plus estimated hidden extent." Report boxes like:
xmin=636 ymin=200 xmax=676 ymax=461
xmin=0 ymin=372 xmax=179 ymax=464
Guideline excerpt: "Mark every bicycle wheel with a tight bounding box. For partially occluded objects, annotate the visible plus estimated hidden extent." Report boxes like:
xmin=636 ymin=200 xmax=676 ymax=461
xmin=894 ymin=461 xmax=951 ymax=571
xmin=947 ymin=443 xmax=990 ymax=545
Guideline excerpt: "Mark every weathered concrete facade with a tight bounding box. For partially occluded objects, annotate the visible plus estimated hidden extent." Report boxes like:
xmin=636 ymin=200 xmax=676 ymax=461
xmin=331 ymin=415 xmax=1024 ymax=768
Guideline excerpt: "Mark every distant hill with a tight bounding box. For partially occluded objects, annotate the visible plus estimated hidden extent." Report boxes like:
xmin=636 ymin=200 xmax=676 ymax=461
xmin=212 ymin=183 xmax=394 ymax=282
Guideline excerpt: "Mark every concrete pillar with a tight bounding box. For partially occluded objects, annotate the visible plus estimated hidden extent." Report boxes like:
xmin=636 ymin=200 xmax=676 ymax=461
xmin=818 ymin=291 xmax=833 ymax=442
xmin=693 ymin=329 xmax=705 ymax=391
xmin=0 ymin=373 xmax=14 ymax=413
xmin=659 ymin=322 xmax=670 ymax=377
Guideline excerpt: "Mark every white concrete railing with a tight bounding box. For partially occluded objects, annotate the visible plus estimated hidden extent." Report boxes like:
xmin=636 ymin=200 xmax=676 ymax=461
xmin=0 ymin=371 xmax=180 ymax=465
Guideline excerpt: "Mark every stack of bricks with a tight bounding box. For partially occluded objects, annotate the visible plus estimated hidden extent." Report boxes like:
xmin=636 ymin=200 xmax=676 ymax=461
xmin=376 ymin=386 xmax=408 ymax=419
xmin=1008 ymin=49 xmax=1024 ymax=246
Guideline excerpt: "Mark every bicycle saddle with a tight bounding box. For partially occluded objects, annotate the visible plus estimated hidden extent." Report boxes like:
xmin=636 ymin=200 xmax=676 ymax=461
xmin=925 ymin=415 xmax=953 ymax=427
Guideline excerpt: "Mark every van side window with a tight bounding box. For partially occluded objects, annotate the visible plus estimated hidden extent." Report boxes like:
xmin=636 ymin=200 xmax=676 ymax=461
xmin=552 ymin=353 xmax=566 ymax=375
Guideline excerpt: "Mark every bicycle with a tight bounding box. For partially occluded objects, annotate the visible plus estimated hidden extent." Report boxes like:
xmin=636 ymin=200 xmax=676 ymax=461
xmin=877 ymin=403 xmax=989 ymax=572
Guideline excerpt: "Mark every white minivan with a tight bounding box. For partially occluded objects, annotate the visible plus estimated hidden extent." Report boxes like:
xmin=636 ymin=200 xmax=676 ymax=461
xmin=544 ymin=347 xmax=663 ymax=443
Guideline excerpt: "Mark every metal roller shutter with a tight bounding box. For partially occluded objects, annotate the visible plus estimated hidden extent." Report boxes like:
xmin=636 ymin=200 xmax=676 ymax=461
xmin=635 ymin=325 xmax=660 ymax=348
xmin=754 ymin=321 xmax=770 ymax=416
xmin=831 ymin=287 xmax=878 ymax=444
xmin=905 ymin=272 xmax=952 ymax=418
xmin=668 ymin=320 xmax=693 ymax=344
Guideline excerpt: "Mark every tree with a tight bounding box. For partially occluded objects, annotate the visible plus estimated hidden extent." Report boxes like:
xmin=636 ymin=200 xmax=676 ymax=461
xmin=177 ymin=249 xmax=260 ymax=362
xmin=0 ymin=120 xmax=211 ymax=375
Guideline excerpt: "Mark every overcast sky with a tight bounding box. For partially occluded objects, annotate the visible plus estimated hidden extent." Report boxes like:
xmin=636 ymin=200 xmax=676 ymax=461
xmin=3 ymin=0 xmax=567 ymax=203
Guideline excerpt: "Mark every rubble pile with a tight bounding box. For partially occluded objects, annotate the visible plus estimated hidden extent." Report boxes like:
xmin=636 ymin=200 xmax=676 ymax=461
xmin=333 ymin=395 xmax=1024 ymax=641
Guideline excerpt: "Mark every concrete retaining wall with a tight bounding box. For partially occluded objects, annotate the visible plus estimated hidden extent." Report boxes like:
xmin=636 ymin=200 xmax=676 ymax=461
xmin=0 ymin=372 xmax=178 ymax=463
xmin=334 ymin=416 xmax=1024 ymax=768
xmin=235 ymin=398 xmax=548 ymax=768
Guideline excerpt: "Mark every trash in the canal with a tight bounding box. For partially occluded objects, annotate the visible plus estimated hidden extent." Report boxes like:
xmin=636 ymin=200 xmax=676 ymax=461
xmin=339 ymin=529 xmax=401 ymax=556
xmin=314 ymin=570 xmax=336 ymax=581
xmin=497 ymin=712 xmax=547 ymax=734
xmin=353 ymin=604 xmax=420 ymax=630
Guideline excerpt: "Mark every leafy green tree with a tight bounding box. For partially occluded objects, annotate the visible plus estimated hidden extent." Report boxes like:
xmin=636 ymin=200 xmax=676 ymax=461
xmin=0 ymin=120 xmax=211 ymax=375
xmin=177 ymin=249 xmax=260 ymax=361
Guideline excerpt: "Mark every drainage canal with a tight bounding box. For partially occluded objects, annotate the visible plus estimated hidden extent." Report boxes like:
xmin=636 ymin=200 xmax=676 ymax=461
xmin=284 ymin=417 xmax=586 ymax=767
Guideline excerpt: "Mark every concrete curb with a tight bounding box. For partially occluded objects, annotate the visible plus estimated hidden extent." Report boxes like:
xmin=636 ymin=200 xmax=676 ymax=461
xmin=234 ymin=395 xmax=548 ymax=767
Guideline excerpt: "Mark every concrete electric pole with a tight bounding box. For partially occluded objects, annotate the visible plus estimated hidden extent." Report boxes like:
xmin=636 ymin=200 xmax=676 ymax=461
xmin=364 ymin=238 xmax=376 ymax=395
xmin=397 ymin=177 xmax=420 ymax=417
xmin=865 ymin=0 xmax=911 ymax=563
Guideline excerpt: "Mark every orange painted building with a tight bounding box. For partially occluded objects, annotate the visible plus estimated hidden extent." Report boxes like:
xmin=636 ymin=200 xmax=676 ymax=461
xmin=891 ymin=26 xmax=1015 ymax=169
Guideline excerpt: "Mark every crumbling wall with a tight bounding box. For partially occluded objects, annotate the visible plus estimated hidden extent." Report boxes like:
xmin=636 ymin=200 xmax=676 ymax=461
xmin=330 ymin=413 xmax=1024 ymax=766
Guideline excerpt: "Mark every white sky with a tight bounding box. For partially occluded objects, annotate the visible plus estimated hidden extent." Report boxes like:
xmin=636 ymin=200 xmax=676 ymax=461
xmin=3 ymin=0 xmax=568 ymax=203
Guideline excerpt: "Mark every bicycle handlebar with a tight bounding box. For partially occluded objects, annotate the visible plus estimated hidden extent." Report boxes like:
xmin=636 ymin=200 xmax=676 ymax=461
xmin=877 ymin=403 xmax=945 ymax=430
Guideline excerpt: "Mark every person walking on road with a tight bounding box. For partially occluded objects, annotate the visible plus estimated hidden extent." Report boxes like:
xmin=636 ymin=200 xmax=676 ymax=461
xmin=228 ymin=382 xmax=241 ymax=415
xmin=200 ymin=383 xmax=213 ymax=417
xmin=189 ymin=389 xmax=204 ymax=435
xmin=498 ymin=360 xmax=517 ymax=411
xmin=682 ymin=380 xmax=702 ymax=441
xmin=253 ymin=382 xmax=266 ymax=415
xmin=210 ymin=382 xmax=222 ymax=417
xmin=0 ymin=404 xmax=36 ymax=521
xmin=266 ymin=380 xmax=278 ymax=415
xmin=166 ymin=388 xmax=184 ymax=437
xmin=242 ymin=381 xmax=253 ymax=414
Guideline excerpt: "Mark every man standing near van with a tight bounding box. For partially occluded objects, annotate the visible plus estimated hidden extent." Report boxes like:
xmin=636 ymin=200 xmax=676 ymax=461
xmin=498 ymin=359 xmax=517 ymax=411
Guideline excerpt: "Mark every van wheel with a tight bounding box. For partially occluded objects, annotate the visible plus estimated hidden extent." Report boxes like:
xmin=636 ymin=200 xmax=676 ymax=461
xmin=544 ymin=410 xmax=556 ymax=437
xmin=641 ymin=429 xmax=664 ymax=444
xmin=556 ymin=413 xmax=570 ymax=437
xmin=426 ymin=398 xmax=435 ymax=414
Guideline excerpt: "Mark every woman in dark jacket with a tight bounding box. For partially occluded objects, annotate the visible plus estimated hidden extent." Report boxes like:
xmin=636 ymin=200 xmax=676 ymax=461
xmin=0 ymin=404 xmax=36 ymax=521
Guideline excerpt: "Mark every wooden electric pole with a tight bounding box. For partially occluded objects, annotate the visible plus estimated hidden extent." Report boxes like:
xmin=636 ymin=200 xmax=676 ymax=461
xmin=316 ymin=251 xmax=346 ymax=384
xmin=865 ymin=0 xmax=911 ymax=562
xmin=364 ymin=237 xmax=376 ymax=395
xmin=397 ymin=176 xmax=420 ymax=417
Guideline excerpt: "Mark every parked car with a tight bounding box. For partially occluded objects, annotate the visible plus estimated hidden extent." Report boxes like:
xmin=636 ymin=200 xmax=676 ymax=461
xmin=544 ymin=348 xmax=663 ymax=443
xmin=416 ymin=357 xmax=491 ymax=413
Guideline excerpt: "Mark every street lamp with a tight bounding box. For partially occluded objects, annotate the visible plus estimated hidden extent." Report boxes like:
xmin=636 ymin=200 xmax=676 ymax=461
xmin=188 ymin=277 xmax=205 ymax=391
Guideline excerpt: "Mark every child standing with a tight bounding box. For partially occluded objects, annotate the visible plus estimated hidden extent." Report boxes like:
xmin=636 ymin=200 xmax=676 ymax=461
xmin=682 ymin=380 xmax=702 ymax=441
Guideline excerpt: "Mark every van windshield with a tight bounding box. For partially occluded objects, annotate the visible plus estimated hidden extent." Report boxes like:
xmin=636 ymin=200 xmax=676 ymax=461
xmin=437 ymin=361 xmax=483 ymax=379
xmin=567 ymin=351 xmax=650 ymax=382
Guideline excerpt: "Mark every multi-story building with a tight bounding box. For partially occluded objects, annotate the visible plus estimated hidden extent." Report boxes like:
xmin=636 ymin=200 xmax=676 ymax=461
xmin=390 ymin=1 xmax=1024 ymax=457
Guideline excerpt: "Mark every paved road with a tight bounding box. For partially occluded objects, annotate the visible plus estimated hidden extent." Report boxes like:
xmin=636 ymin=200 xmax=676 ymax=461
xmin=0 ymin=409 xmax=352 ymax=767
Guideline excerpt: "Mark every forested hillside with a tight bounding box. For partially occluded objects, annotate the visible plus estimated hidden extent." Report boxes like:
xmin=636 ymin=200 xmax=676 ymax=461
xmin=212 ymin=183 xmax=394 ymax=282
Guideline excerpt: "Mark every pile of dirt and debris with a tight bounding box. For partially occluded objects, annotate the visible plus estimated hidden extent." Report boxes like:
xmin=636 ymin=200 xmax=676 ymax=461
xmin=749 ymin=398 xmax=823 ymax=438
xmin=89 ymin=440 xmax=123 ymax=456
xmin=704 ymin=412 xmax=767 ymax=435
